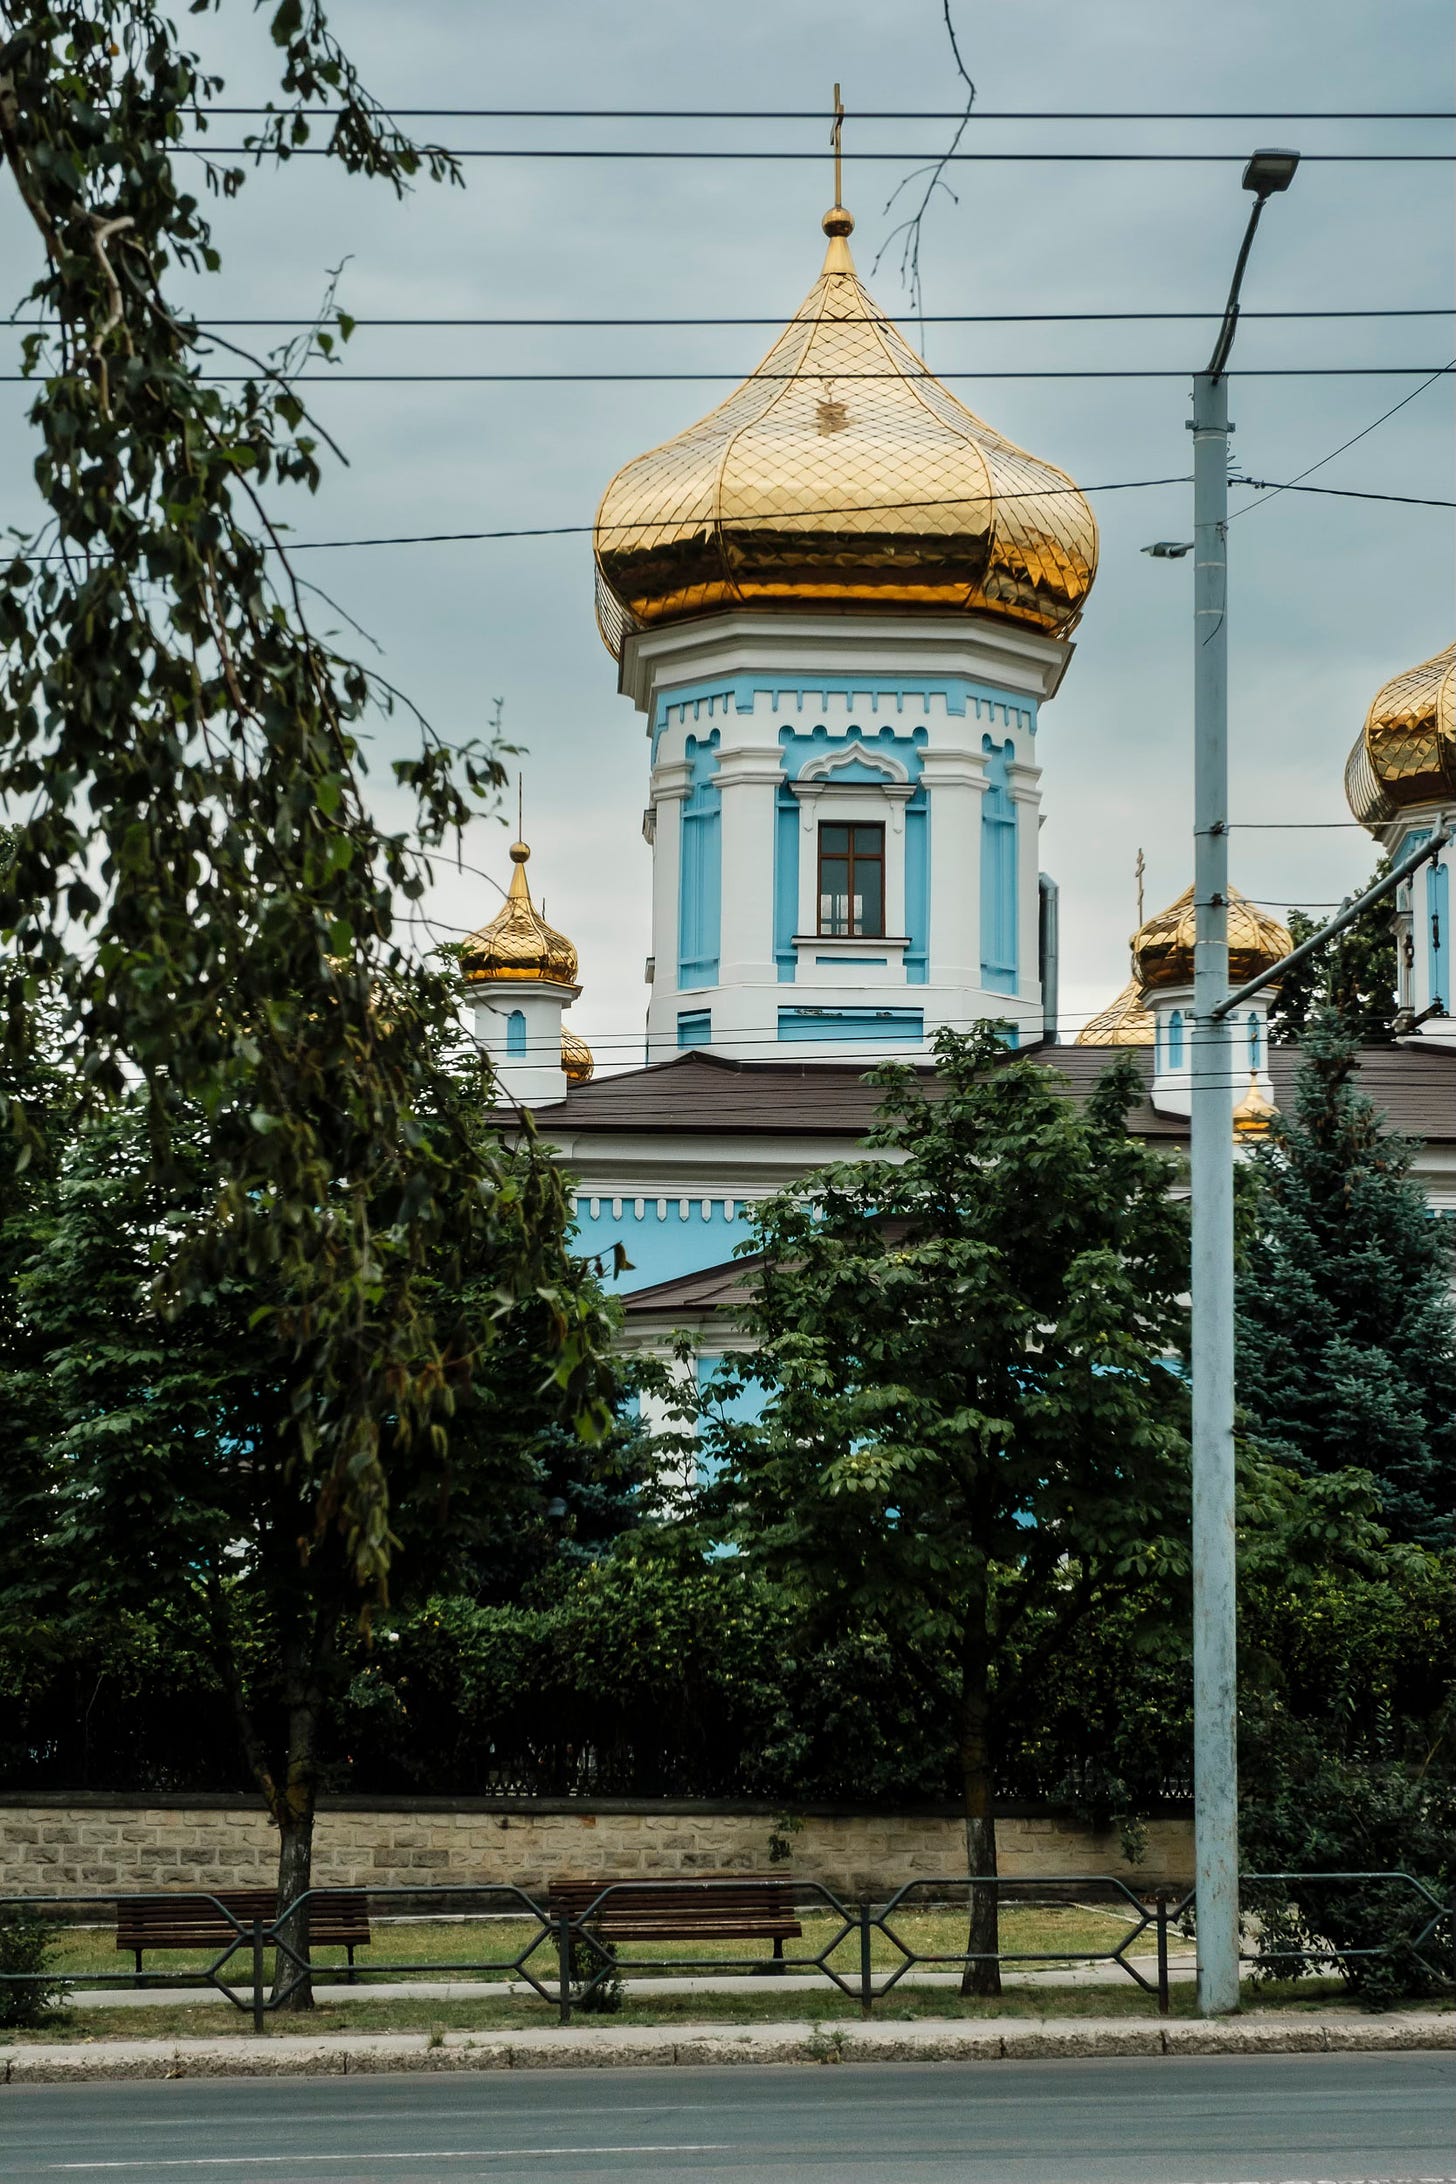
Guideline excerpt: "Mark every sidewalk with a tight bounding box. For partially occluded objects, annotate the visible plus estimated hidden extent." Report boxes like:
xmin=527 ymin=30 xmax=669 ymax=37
xmin=3 ymin=2010 xmax=1450 ymax=2082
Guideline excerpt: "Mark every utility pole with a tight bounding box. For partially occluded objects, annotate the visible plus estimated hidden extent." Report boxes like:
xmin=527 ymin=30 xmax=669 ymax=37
xmin=1187 ymin=147 xmax=1298 ymax=2018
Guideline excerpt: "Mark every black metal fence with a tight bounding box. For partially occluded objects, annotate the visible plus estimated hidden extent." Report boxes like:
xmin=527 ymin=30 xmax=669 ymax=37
xmin=0 ymin=1870 xmax=1450 ymax=2033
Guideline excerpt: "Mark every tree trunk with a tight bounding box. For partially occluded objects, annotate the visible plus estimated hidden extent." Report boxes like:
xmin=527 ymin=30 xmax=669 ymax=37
xmin=959 ymin=1595 xmax=1001 ymax=2000
xmin=270 ymin=1692 xmax=322 ymax=2011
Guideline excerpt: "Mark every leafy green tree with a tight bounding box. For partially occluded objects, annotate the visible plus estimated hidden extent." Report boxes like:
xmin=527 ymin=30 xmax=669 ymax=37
xmin=699 ymin=1027 xmax=1192 ymax=1994
xmin=12 ymin=1038 xmax=619 ymax=2002
xmin=0 ymin=2 xmax=547 ymax=1607
xmin=1236 ymin=1014 xmax=1456 ymax=1548
xmin=1267 ymin=871 xmax=1397 ymax=1045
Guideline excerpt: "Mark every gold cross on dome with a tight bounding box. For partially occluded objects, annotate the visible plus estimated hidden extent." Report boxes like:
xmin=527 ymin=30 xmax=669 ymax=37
xmin=831 ymin=82 xmax=845 ymax=207
xmin=1135 ymin=846 xmax=1146 ymax=927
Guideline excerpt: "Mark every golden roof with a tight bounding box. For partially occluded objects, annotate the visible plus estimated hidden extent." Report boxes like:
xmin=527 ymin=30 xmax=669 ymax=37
xmin=1233 ymin=1070 xmax=1278 ymax=1137
xmin=1133 ymin=884 xmax=1291 ymax=994
xmin=561 ymin=1025 xmax=595 ymax=1086
xmin=593 ymin=205 xmax=1098 ymax=657
xmin=1074 ymin=976 xmax=1154 ymax=1046
xmin=1344 ymin=641 xmax=1456 ymax=829
xmin=461 ymin=841 xmax=579 ymax=987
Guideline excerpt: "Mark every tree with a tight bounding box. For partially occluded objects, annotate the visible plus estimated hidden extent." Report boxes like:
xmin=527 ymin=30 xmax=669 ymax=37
xmin=12 ymin=1029 xmax=620 ymax=2003
xmin=0 ymin=3 xmax=620 ymax=1984
xmin=700 ymin=1027 xmax=1192 ymax=1994
xmin=1267 ymin=872 xmax=1398 ymax=1045
xmin=1236 ymin=1013 xmax=1456 ymax=1550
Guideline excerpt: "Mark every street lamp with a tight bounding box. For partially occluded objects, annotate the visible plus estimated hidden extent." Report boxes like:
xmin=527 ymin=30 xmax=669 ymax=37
xmin=1189 ymin=148 xmax=1298 ymax=2019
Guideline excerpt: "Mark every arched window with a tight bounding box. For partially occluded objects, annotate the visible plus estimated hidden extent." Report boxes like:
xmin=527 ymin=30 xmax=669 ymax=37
xmin=1168 ymin=1008 xmax=1186 ymax=1068
xmin=1246 ymin=1012 xmax=1262 ymax=1070
xmin=506 ymin=1009 xmax=527 ymax=1058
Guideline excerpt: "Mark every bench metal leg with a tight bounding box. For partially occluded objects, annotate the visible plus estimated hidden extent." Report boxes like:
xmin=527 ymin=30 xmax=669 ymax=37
xmin=765 ymin=1934 xmax=786 ymax=1977
xmin=133 ymin=1948 xmax=144 ymax=1989
xmin=345 ymin=1942 xmax=357 ymax=1987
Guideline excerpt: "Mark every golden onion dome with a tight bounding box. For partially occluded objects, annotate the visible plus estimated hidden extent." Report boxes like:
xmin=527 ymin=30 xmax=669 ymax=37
xmin=1232 ymin=1071 xmax=1279 ymax=1138
xmin=1133 ymin=884 xmax=1291 ymax=994
xmin=593 ymin=205 xmax=1098 ymax=657
xmin=1344 ymin=641 xmax=1456 ymax=830
xmin=1074 ymin=976 xmax=1154 ymax=1047
xmin=461 ymin=841 xmax=579 ymax=987
xmin=560 ymin=1025 xmax=595 ymax=1086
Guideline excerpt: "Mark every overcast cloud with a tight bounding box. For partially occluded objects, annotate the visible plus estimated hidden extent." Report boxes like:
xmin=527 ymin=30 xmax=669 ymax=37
xmin=4 ymin=0 xmax=1452 ymax=1062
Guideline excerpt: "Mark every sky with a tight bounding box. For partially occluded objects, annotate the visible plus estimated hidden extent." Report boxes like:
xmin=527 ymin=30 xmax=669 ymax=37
xmin=3 ymin=0 xmax=1452 ymax=1064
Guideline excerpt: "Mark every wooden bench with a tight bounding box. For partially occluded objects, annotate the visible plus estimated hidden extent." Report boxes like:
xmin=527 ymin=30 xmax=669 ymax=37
xmin=547 ymin=1875 xmax=803 ymax=1969
xmin=116 ymin=1889 xmax=371 ymax=1983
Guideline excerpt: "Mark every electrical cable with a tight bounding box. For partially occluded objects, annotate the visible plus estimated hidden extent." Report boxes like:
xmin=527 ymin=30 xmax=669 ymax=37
xmin=6 ymin=367 xmax=1443 ymax=385
xmin=192 ymin=107 xmax=1456 ymax=120
xmin=1231 ymin=359 xmax=1456 ymax=522
xmin=17 ymin=308 xmax=1448 ymax=328
xmin=179 ymin=146 xmax=1456 ymax=162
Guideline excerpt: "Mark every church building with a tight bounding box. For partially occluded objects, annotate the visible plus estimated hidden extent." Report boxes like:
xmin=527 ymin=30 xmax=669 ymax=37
xmin=460 ymin=194 xmax=1456 ymax=1392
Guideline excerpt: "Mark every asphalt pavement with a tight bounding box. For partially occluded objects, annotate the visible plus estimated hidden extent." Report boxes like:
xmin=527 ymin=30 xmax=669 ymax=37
xmin=3 ymin=2050 xmax=1453 ymax=2182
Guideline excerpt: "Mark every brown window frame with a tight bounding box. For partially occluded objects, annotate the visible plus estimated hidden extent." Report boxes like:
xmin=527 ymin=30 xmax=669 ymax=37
xmin=816 ymin=820 xmax=887 ymax=939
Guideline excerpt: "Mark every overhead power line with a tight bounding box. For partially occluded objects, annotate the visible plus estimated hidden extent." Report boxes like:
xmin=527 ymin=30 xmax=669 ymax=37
xmin=17 ymin=308 xmax=1444 ymax=330
xmin=6 ymin=367 xmax=1446 ymax=385
xmin=183 ymin=145 xmax=1455 ymax=163
xmin=194 ymin=107 xmax=1456 ymax=120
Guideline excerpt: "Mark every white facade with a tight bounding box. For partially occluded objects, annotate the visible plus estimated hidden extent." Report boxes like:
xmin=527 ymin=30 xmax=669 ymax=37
xmin=1382 ymin=807 xmax=1456 ymax=1050
xmin=469 ymin=980 xmax=573 ymax=1106
xmin=1146 ymin=982 xmax=1277 ymax=1120
xmin=622 ymin=610 xmax=1072 ymax=1065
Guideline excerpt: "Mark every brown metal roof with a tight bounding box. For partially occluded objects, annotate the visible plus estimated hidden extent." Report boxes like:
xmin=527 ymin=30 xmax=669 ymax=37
xmin=621 ymin=1255 xmax=760 ymax=1316
xmin=535 ymin=1041 xmax=1456 ymax=1144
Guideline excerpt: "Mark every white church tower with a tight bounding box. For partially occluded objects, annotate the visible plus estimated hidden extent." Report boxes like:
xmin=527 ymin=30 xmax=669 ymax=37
xmin=1346 ymin=641 xmax=1456 ymax=1048
xmin=592 ymin=198 xmax=1099 ymax=1064
xmin=461 ymin=838 xmax=595 ymax=1105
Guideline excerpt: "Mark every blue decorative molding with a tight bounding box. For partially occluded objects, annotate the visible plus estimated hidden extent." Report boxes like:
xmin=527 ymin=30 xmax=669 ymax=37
xmin=774 ymin=785 xmax=799 ymax=982
xmin=905 ymin=789 xmax=929 ymax=984
xmin=777 ymin=720 xmax=926 ymax=784
xmin=678 ymin=731 xmax=721 ymax=990
xmin=677 ymin=1009 xmax=712 ymax=1047
xmin=778 ymin=1007 xmax=925 ymax=1044
xmin=505 ymin=1009 xmax=526 ymax=1058
xmin=979 ymin=734 xmax=1018 ymax=994
xmin=650 ymin=673 xmax=1036 ymax=763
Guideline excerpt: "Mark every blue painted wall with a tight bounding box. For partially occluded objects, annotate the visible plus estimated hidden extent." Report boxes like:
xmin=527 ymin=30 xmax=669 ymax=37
xmin=1429 ymin=856 xmax=1450 ymax=1009
xmin=678 ymin=731 xmax=721 ymax=990
xmin=905 ymin=789 xmax=929 ymax=983
xmin=572 ymin=1194 xmax=752 ymax=1295
xmin=980 ymin=735 xmax=1018 ymax=994
xmin=774 ymin=786 xmax=799 ymax=982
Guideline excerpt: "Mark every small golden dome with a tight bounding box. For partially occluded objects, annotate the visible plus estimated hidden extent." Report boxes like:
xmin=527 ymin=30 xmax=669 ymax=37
xmin=1133 ymin=884 xmax=1291 ymax=995
xmin=593 ymin=206 xmax=1098 ymax=658
xmin=1344 ymin=641 xmax=1456 ymax=829
xmin=560 ymin=1025 xmax=595 ymax=1086
xmin=1075 ymin=977 xmax=1154 ymax=1047
xmin=461 ymin=841 xmax=579 ymax=987
xmin=1233 ymin=1070 xmax=1278 ymax=1137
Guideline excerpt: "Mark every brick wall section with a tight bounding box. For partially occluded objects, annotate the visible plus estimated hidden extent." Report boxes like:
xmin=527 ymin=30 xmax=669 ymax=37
xmin=0 ymin=1800 xmax=1192 ymax=1898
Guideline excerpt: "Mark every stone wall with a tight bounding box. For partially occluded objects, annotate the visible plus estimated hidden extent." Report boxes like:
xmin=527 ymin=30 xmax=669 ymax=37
xmin=0 ymin=1797 xmax=1192 ymax=1899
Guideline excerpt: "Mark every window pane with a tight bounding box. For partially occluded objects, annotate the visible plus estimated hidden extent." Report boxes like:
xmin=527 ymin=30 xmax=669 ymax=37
xmin=819 ymin=854 xmax=850 ymax=934
xmin=853 ymin=824 xmax=884 ymax=857
xmin=821 ymin=824 xmax=851 ymax=855
xmin=855 ymin=861 xmax=884 ymax=936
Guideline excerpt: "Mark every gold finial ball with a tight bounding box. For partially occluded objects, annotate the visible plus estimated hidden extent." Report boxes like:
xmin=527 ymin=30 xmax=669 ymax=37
xmin=822 ymin=204 xmax=854 ymax=238
xmin=509 ymin=840 xmax=530 ymax=863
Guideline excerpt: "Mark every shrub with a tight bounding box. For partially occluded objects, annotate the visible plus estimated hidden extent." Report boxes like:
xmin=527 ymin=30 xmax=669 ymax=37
xmin=0 ymin=1910 xmax=65 ymax=2029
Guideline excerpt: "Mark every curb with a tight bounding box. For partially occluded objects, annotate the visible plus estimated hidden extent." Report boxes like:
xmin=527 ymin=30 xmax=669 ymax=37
xmin=3 ymin=2014 xmax=1451 ymax=2082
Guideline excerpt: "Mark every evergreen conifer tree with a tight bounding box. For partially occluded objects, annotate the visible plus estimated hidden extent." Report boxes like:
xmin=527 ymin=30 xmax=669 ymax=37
xmin=1236 ymin=1014 xmax=1456 ymax=1548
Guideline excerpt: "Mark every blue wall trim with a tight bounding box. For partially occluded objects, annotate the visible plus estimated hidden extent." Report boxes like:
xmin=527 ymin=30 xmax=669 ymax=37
xmin=774 ymin=786 xmax=799 ymax=982
xmin=678 ymin=731 xmax=721 ymax=990
xmin=905 ymin=789 xmax=929 ymax=983
xmin=776 ymin=720 xmax=927 ymax=784
xmin=778 ymin=1007 xmax=925 ymax=1044
xmin=650 ymin=673 xmax=1038 ymax=763
xmin=980 ymin=734 xmax=1018 ymax=994
xmin=1428 ymin=856 xmax=1450 ymax=1008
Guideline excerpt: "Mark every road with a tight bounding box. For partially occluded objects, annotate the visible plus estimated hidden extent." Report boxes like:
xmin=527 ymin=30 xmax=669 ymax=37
xmin=2 ymin=2053 xmax=1452 ymax=2183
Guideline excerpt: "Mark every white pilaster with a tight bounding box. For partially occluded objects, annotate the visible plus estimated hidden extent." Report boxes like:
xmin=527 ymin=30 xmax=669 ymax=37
xmin=715 ymin=747 xmax=782 ymax=989
xmin=918 ymin=748 xmax=984 ymax=992
xmin=647 ymin=758 xmax=691 ymax=1056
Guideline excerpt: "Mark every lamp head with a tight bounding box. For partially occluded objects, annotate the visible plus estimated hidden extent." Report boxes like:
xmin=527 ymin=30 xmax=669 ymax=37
xmin=1142 ymin=540 xmax=1194 ymax=559
xmin=1242 ymin=147 xmax=1300 ymax=197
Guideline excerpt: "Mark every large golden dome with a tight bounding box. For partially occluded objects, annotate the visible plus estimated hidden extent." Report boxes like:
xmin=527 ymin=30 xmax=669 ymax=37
xmin=1133 ymin=885 xmax=1291 ymax=994
xmin=461 ymin=841 xmax=579 ymax=987
xmin=1075 ymin=977 xmax=1154 ymax=1046
xmin=1344 ymin=641 xmax=1456 ymax=829
xmin=593 ymin=206 xmax=1098 ymax=657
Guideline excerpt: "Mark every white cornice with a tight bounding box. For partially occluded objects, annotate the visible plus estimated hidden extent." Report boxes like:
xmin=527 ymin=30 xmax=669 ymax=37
xmin=620 ymin=611 xmax=1073 ymax=713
